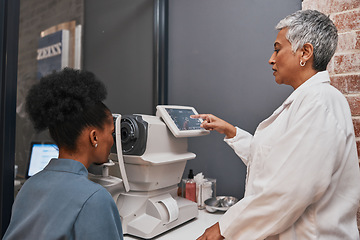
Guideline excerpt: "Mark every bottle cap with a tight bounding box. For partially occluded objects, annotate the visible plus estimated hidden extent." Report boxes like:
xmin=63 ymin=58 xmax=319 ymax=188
xmin=188 ymin=169 xmax=194 ymax=179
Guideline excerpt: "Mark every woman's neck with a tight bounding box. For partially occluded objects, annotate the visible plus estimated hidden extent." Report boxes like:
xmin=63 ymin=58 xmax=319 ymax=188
xmin=58 ymin=148 xmax=91 ymax=168
xmin=292 ymin=68 xmax=318 ymax=89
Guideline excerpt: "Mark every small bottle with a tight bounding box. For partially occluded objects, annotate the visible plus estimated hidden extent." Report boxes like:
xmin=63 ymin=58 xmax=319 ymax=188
xmin=185 ymin=169 xmax=196 ymax=202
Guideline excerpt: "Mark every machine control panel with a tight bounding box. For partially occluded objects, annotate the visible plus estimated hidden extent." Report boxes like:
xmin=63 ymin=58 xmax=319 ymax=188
xmin=156 ymin=105 xmax=210 ymax=137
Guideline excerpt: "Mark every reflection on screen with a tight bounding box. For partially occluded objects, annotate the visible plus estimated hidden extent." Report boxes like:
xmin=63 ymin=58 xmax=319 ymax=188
xmin=165 ymin=108 xmax=202 ymax=131
xmin=28 ymin=144 xmax=59 ymax=177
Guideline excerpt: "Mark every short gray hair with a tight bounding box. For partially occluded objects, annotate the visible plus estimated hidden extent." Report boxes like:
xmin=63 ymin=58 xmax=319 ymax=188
xmin=276 ymin=10 xmax=338 ymax=71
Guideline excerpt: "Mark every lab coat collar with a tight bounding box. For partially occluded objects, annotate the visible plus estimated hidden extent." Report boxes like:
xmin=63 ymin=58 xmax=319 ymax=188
xmin=258 ymin=71 xmax=330 ymax=130
xmin=283 ymin=71 xmax=330 ymax=106
xmin=44 ymin=158 xmax=89 ymax=176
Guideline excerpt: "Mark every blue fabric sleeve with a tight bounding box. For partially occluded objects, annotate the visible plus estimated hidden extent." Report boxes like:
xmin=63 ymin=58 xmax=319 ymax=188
xmin=74 ymin=188 xmax=123 ymax=240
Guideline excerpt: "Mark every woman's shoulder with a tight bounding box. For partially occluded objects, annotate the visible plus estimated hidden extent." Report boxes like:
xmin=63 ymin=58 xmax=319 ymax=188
xmin=81 ymin=186 xmax=117 ymax=213
xmin=297 ymin=82 xmax=353 ymax=132
xmin=70 ymin=176 xmax=110 ymax=200
xmin=296 ymin=80 xmax=347 ymax=107
xmin=311 ymin=82 xmax=349 ymax=110
xmin=88 ymin=186 xmax=114 ymax=202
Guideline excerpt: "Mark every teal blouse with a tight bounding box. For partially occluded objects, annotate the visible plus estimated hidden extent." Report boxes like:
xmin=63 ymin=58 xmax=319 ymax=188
xmin=3 ymin=158 xmax=123 ymax=240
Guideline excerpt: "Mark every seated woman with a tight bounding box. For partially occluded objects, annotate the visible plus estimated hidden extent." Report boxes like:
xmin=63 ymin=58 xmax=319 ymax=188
xmin=4 ymin=68 xmax=123 ymax=240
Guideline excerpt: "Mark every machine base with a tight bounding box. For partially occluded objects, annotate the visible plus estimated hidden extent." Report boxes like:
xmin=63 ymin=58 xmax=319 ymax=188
xmin=117 ymin=186 xmax=198 ymax=239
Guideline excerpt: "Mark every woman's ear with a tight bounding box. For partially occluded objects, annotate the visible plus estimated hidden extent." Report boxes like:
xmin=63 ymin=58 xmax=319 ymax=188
xmin=301 ymin=43 xmax=314 ymax=62
xmin=89 ymin=129 xmax=98 ymax=147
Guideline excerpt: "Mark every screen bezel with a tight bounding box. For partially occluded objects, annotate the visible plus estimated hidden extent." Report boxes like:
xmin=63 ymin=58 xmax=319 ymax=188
xmin=26 ymin=142 xmax=59 ymax=178
xmin=156 ymin=105 xmax=210 ymax=137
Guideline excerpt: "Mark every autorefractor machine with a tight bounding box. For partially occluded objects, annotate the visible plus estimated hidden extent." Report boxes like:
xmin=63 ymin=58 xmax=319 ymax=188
xmin=88 ymin=105 xmax=209 ymax=239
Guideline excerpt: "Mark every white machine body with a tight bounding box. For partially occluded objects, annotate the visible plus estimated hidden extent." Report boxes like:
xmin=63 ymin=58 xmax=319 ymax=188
xmin=89 ymin=112 xmax=200 ymax=239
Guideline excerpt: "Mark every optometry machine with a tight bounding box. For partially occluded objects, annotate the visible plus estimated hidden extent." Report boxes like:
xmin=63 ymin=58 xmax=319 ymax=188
xmin=88 ymin=105 xmax=209 ymax=239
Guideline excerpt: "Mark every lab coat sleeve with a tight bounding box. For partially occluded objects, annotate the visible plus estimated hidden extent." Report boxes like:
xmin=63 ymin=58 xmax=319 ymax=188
xmin=74 ymin=188 xmax=123 ymax=240
xmin=224 ymin=127 xmax=253 ymax=166
xmin=219 ymin=97 xmax=347 ymax=239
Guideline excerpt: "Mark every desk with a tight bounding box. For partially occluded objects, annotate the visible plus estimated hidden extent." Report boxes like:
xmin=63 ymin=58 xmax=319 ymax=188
xmin=124 ymin=210 xmax=223 ymax=240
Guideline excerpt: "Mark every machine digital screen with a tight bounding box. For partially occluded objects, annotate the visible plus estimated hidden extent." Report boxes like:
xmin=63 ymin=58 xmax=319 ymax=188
xmin=156 ymin=105 xmax=210 ymax=137
xmin=27 ymin=143 xmax=59 ymax=178
xmin=165 ymin=108 xmax=202 ymax=131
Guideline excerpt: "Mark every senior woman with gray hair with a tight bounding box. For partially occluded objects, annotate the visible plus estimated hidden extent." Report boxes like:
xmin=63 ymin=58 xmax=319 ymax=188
xmin=195 ymin=10 xmax=360 ymax=240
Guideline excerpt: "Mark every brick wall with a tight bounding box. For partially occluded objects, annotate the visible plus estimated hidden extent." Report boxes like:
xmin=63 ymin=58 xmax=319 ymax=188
xmin=302 ymin=0 xmax=360 ymax=163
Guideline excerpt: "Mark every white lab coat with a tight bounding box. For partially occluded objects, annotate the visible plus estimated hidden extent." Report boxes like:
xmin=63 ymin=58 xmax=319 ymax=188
xmin=219 ymin=71 xmax=360 ymax=240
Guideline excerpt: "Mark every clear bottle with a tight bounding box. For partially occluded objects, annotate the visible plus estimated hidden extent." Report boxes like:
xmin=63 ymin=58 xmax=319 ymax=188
xmin=185 ymin=169 xmax=196 ymax=202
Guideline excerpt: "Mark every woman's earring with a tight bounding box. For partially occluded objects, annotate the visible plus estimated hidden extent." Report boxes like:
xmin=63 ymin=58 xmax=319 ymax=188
xmin=94 ymin=143 xmax=98 ymax=148
xmin=300 ymin=60 xmax=306 ymax=67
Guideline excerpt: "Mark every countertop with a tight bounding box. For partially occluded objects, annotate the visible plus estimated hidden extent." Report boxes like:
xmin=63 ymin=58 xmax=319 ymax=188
xmin=123 ymin=209 xmax=224 ymax=240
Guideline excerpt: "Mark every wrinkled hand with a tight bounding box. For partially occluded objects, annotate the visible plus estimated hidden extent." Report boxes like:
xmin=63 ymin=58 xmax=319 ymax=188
xmin=197 ymin=223 xmax=224 ymax=240
xmin=191 ymin=114 xmax=236 ymax=139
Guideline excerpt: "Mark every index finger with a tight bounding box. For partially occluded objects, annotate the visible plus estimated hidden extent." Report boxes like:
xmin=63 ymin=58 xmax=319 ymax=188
xmin=190 ymin=114 xmax=208 ymax=119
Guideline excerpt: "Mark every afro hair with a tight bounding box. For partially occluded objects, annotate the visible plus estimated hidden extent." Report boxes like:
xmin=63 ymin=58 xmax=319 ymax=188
xmin=25 ymin=68 xmax=107 ymax=131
